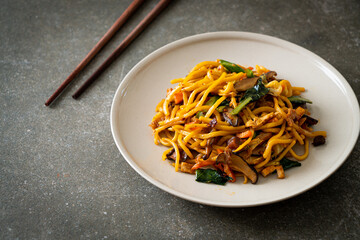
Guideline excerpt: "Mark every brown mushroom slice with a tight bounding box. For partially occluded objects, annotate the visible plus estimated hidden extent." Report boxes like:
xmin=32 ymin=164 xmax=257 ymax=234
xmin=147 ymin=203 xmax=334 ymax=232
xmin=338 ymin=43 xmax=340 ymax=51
xmin=265 ymin=71 xmax=277 ymax=82
xmin=227 ymin=136 xmax=244 ymax=150
xmin=166 ymin=148 xmax=188 ymax=162
xmin=313 ymin=135 xmax=326 ymax=146
xmin=203 ymin=130 xmax=220 ymax=159
xmin=204 ymin=138 xmax=213 ymax=160
xmin=215 ymin=152 xmax=227 ymax=164
xmin=234 ymin=77 xmax=259 ymax=92
xmin=208 ymin=118 xmax=217 ymax=128
xmin=230 ymin=154 xmax=258 ymax=184
xmin=222 ymin=109 xmax=239 ymax=126
xmin=303 ymin=115 xmax=318 ymax=126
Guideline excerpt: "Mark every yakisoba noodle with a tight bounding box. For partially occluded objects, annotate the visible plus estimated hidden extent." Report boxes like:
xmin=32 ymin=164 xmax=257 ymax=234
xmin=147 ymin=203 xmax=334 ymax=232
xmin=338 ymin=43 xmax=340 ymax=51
xmin=150 ymin=60 xmax=326 ymax=185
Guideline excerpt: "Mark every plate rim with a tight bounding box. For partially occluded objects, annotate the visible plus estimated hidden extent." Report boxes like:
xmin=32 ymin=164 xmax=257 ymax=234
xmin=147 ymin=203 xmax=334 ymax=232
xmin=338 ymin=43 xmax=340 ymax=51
xmin=110 ymin=31 xmax=360 ymax=207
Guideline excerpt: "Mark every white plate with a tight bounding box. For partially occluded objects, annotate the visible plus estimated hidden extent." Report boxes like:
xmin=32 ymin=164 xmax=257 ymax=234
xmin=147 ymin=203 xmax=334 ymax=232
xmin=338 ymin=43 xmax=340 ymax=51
xmin=110 ymin=32 xmax=359 ymax=207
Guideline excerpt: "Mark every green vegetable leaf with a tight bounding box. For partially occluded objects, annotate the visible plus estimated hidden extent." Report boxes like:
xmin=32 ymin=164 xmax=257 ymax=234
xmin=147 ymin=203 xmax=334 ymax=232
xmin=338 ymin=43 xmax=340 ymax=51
xmin=195 ymin=111 xmax=205 ymax=118
xmin=231 ymin=77 xmax=269 ymax=115
xmin=231 ymin=97 xmax=252 ymax=115
xmin=205 ymin=96 xmax=220 ymax=106
xmin=218 ymin=98 xmax=230 ymax=107
xmin=195 ymin=169 xmax=231 ymax=185
xmin=244 ymin=68 xmax=254 ymax=78
xmin=220 ymin=59 xmax=253 ymax=77
xmin=288 ymin=96 xmax=312 ymax=104
xmin=205 ymin=96 xmax=229 ymax=112
xmin=216 ymin=105 xmax=226 ymax=112
xmin=216 ymin=98 xmax=230 ymax=112
xmin=280 ymin=157 xmax=301 ymax=171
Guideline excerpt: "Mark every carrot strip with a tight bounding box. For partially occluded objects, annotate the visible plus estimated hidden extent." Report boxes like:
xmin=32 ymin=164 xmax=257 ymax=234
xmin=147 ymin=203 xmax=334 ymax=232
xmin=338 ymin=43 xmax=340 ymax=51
xmin=174 ymin=91 xmax=183 ymax=104
xmin=236 ymin=130 xmax=252 ymax=138
xmin=216 ymin=149 xmax=224 ymax=154
xmin=224 ymin=163 xmax=236 ymax=182
xmin=191 ymin=159 xmax=216 ymax=170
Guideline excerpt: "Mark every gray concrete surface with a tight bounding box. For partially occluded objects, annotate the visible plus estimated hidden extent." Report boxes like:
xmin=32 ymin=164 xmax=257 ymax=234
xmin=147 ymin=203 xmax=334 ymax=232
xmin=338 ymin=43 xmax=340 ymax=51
xmin=1 ymin=0 xmax=359 ymax=239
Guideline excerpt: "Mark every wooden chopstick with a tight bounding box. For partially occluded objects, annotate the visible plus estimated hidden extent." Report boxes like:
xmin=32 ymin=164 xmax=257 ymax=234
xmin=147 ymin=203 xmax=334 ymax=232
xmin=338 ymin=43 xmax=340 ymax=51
xmin=72 ymin=0 xmax=172 ymax=99
xmin=45 ymin=0 xmax=145 ymax=106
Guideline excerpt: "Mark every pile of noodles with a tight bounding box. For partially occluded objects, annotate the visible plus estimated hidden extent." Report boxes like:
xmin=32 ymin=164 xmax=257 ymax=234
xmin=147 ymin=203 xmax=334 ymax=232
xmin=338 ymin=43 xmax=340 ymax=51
xmin=150 ymin=60 xmax=326 ymax=184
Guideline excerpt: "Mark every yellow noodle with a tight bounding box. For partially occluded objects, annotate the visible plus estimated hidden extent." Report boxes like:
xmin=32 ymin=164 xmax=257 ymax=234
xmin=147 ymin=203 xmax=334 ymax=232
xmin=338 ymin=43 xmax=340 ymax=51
xmin=246 ymin=107 xmax=256 ymax=119
xmin=170 ymin=105 xmax=180 ymax=119
xmin=162 ymin=148 xmax=174 ymax=161
xmin=234 ymin=129 xmax=254 ymax=152
xmin=280 ymin=95 xmax=293 ymax=109
xmin=163 ymin=138 xmax=181 ymax=171
xmin=289 ymin=139 xmax=310 ymax=160
xmin=291 ymin=127 xmax=304 ymax=145
xmin=177 ymin=134 xmax=194 ymax=159
xmin=252 ymin=106 xmax=275 ymax=115
xmin=293 ymin=123 xmax=327 ymax=137
xmin=230 ymin=96 xmax=238 ymax=108
xmin=196 ymin=72 xmax=227 ymax=107
xmin=271 ymin=140 xmax=296 ymax=163
xmin=262 ymin=138 xmax=292 ymax=162
xmin=205 ymin=96 xmax=226 ymax=118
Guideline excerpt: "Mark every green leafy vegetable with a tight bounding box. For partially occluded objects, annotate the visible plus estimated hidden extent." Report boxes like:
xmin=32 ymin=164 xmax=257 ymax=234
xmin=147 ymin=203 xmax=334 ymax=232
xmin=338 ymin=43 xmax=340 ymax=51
xmin=218 ymin=98 xmax=230 ymax=107
xmin=195 ymin=111 xmax=205 ymax=118
xmin=205 ymin=96 xmax=220 ymax=106
xmin=280 ymin=157 xmax=301 ymax=171
xmin=216 ymin=105 xmax=226 ymax=112
xmin=288 ymin=96 xmax=312 ymax=104
xmin=231 ymin=77 xmax=269 ymax=115
xmin=195 ymin=169 xmax=231 ymax=185
xmin=216 ymin=98 xmax=230 ymax=112
xmin=220 ymin=59 xmax=254 ymax=77
xmin=204 ymin=95 xmax=229 ymax=113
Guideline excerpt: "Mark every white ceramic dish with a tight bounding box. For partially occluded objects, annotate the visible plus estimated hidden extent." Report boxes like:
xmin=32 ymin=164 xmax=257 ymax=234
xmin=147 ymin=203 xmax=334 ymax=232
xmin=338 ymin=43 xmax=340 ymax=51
xmin=110 ymin=32 xmax=359 ymax=207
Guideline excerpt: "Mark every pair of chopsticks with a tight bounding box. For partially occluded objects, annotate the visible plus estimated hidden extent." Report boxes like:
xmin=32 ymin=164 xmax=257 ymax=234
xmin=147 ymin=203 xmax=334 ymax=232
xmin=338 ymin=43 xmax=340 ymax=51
xmin=45 ymin=0 xmax=171 ymax=106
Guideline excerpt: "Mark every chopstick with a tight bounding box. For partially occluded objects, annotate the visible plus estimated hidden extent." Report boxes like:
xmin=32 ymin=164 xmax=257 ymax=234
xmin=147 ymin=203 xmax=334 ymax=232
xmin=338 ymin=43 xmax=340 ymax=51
xmin=72 ymin=0 xmax=171 ymax=99
xmin=45 ymin=0 xmax=145 ymax=106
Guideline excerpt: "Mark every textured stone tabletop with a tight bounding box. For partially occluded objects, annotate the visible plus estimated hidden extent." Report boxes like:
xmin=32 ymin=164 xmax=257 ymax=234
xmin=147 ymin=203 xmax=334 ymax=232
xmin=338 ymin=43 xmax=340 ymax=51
xmin=1 ymin=0 xmax=359 ymax=239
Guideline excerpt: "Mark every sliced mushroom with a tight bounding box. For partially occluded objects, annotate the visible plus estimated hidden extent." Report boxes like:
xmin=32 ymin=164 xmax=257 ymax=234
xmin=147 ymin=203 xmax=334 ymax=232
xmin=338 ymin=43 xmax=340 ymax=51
xmin=215 ymin=152 xmax=227 ymax=164
xmin=313 ymin=135 xmax=326 ymax=146
xmin=229 ymin=154 xmax=258 ymax=184
xmin=234 ymin=77 xmax=259 ymax=91
xmin=203 ymin=138 xmax=213 ymax=160
xmin=223 ymin=108 xmax=239 ymax=126
xmin=203 ymin=130 xmax=220 ymax=160
xmin=227 ymin=136 xmax=243 ymax=150
xmin=303 ymin=115 xmax=318 ymax=126
xmin=208 ymin=118 xmax=217 ymax=128
xmin=166 ymin=149 xmax=188 ymax=162
xmin=265 ymin=71 xmax=277 ymax=82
